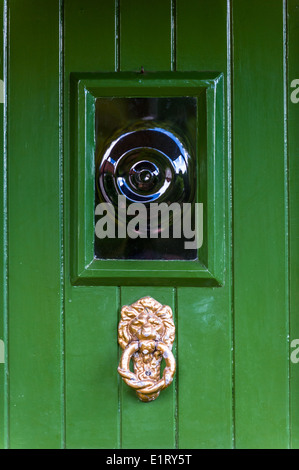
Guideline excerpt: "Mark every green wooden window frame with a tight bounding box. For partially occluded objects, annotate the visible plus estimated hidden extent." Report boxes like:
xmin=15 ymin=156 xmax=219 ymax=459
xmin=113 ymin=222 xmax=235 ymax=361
xmin=70 ymin=72 xmax=226 ymax=286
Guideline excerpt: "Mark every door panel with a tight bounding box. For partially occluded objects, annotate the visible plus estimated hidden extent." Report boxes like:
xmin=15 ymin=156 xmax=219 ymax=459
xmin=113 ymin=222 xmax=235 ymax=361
xmin=64 ymin=0 xmax=119 ymax=449
xmin=289 ymin=0 xmax=299 ymax=450
xmin=64 ymin=0 xmax=231 ymax=449
xmin=0 ymin=0 xmax=297 ymax=450
xmin=120 ymin=287 xmax=176 ymax=449
xmin=176 ymin=0 xmax=232 ymax=448
xmin=233 ymin=0 xmax=289 ymax=448
xmin=120 ymin=0 xmax=172 ymax=72
xmin=65 ymin=287 xmax=119 ymax=449
xmin=177 ymin=288 xmax=232 ymax=448
xmin=6 ymin=0 xmax=62 ymax=449
xmin=6 ymin=1 xmax=63 ymax=448
xmin=0 ymin=0 xmax=4 ymax=449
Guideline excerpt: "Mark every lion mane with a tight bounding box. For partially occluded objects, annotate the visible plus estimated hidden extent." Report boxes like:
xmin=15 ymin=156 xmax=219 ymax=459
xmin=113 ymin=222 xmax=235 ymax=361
xmin=118 ymin=296 xmax=175 ymax=350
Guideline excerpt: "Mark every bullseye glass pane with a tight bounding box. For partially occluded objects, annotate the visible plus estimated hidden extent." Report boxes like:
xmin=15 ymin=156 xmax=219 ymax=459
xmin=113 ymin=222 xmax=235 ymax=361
xmin=94 ymin=97 xmax=198 ymax=260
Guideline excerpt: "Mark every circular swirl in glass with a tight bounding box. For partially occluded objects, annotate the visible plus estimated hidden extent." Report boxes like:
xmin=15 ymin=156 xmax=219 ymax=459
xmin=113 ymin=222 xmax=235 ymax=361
xmin=97 ymin=126 xmax=193 ymax=207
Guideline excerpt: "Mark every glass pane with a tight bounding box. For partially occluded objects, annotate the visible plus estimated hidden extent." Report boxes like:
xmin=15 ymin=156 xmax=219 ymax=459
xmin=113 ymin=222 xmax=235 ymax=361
xmin=94 ymin=97 xmax=198 ymax=260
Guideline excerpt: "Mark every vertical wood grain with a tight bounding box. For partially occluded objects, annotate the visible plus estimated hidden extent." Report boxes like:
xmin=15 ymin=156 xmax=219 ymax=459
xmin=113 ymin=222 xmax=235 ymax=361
xmin=120 ymin=287 xmax=176 ymax=449
xmin=64 ymin=0 xmax=119 ymax=448
xmin=233 ymin=0 xmax=289 ymax=448
xmin=0 ymin=0 xmax=5 ymax=449
xmin=288 ymin=0 xmax=299 ymax=449
xmin=65 ymin=287 xmax=119 ymax=448
xmin=7 ymin=0 xmax=62 ymax=448
xmin=176 ymin=0 xmax=227 ymax=72
xmin=177 ymin=288 xmax=232 ymax=448
xmin=119 ymin=0 xmax=176 ymax=449
xmin=176 ymin=0 xmax=232 ymax=448
xmin=120 ymin=0 xmax=172 ymax=72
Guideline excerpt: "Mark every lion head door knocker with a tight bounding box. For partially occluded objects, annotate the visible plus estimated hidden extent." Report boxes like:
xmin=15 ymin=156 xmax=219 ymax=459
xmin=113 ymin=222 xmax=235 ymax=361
xmin=117 ymin=296 xmax=176 ymax=402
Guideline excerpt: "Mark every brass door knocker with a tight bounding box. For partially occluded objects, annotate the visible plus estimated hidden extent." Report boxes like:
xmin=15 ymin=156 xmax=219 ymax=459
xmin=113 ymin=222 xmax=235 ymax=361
xmin=117 ymin=296 xmax=176 ymax=402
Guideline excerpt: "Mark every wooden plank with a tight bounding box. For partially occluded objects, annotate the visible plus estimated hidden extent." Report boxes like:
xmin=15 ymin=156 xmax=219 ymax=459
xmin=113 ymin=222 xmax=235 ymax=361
xmin=120 ymin=0 xmax=172 ymax=71
xmin=7 ymin=0 xmax=62 ymax=448
xmin=177 ymin=288 xmax=232 ymax=448
xmin=64 ymin=0 xmax=119 ymax=448
xmin=120 ymin=287 xmax=176 ymax=449
xmin=65 ymin=287 xmax=119 ymax=448
xmin=64 ymin=0 xmax=115 ymax=72
xmin=0 ymin=0 xmax=5 ymax=449
xmin=288 ymin=0 xmax=299 ymax=449
xmin=119 ymin=0 xmax=175 ymax=449
xmin=233 ymin=0 xmax=289 ymax=448
xmin=176 ymin=0 xmax=232 ymax=448
xmin=176 ymin=0 xmax=228 ymax=72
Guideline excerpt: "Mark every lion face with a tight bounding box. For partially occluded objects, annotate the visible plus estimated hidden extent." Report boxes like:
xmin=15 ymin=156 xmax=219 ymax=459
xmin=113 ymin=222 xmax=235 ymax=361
xmin=128 ymin=311 xmax=165 ymax=341
xmin=118 ymin=296 xmax=175 ymax=351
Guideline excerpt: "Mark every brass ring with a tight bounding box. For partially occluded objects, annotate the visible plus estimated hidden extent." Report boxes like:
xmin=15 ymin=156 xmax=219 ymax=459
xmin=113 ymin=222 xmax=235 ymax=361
xmin=118 ymin=340 xmax=176 ymax=401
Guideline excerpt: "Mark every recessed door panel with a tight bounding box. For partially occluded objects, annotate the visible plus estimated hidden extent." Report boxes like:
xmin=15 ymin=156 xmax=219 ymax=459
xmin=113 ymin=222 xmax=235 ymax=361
xmin=65 ymin=0 xmax=231 ymax=449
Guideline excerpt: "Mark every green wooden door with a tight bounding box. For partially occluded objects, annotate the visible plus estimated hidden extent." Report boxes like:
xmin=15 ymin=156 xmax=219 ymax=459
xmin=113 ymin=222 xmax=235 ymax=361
xmin=0 ymin=0 xmax=298 ymax=449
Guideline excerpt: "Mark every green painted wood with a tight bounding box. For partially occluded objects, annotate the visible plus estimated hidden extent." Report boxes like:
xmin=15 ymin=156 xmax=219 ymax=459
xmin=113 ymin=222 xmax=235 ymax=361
xmin=177 ymin=288 xmax=232 ymax=448
xmin=7 ymin=0 xmax=63 ymax=448
xmin=233 ymin=0 xmax=289 ymax=448
xmin=288 ymin=0 xmax=299 ymax=449
xmin=120 ymin=0 xmax=172 ymax=72
xmin=64 ymin=0 xmax=119 ymax=449
xmin=0 ymin=0 xmax=5 ymax=450
xmin=120 ymin=287 xmax=177 ymax=449
xmin=0 ymin=0 xmax=294 ymax=449
xmin=176 ymin=0 xmax=232 ymax=448
xmin=176 ymin=0 xmax=228 ymax=72
xmin=118 ymin=0 xmax=177 ymax=449
xmin=64 ymin=0 xmax=115 ymax=72
xmin=65 ymin=287 xmax=119 ymax=449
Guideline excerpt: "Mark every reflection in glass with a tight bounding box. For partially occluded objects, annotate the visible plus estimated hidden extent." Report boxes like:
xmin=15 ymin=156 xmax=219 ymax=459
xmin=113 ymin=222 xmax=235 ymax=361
xmin=95 ymin=97 xmax=198 ymax=260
